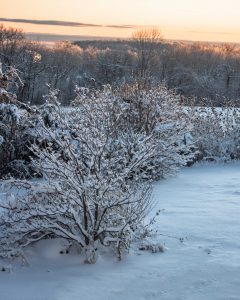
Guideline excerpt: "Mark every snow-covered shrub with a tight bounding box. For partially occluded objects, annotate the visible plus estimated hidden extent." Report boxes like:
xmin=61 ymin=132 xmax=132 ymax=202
xmin=0 ymin=97 xmax=157 ymax=263
xmin=19 ymin=88 xmax=64 ymax=164
xmin=138 ymin=242 xmax=165 ymax=253
xmin=0 ymin=82 xmax=196 ymax=263
xmin=0 ymin=65 xmax=28 ymax=177
xmin=0 ymin=69 xmax=64 ymax=178
xmin=0 ymin=65 xmax=34 ymax=178
xmin=190 ymin=106 xmax=240 ymax=161
xmin=0 ymin=104 xmax=36 ymax=178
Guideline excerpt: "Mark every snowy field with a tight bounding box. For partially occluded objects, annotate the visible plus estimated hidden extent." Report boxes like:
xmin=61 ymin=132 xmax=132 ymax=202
xmin=0 ymin=162 xmax=240 ymax=300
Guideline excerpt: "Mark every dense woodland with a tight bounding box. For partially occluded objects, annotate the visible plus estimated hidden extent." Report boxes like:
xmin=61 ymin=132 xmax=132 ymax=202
xmin=1 ymin=24 xmax=240 ymax=106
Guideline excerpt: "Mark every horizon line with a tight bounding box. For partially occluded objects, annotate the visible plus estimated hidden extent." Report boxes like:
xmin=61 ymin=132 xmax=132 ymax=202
xmin=25 ymin=32 xmax=240 ymax=46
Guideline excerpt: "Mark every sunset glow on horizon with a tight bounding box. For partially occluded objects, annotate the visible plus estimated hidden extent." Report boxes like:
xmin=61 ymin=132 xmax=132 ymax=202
xmin=1 ymin=0 xmax=240 ymax=43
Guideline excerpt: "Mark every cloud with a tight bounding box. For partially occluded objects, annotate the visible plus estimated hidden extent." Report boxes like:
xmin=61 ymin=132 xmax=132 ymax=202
xmin=0 ymin=18 xmax=136 ymax=29
xmin=107 ymin=25 xmax=137 ymax=29
xmin=0 ymin=18 xmax=100 ymax=27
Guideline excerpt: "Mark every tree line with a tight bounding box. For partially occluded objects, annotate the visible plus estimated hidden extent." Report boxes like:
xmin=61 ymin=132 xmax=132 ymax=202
xmin=1 ymin=24 xmax=240 ymax=106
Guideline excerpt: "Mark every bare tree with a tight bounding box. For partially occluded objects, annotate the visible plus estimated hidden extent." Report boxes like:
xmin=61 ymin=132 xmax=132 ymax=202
xmin=132 ymin=28 xmax=163 ymax=81
xmin=0 ymin=24 xmax=25 ymax=67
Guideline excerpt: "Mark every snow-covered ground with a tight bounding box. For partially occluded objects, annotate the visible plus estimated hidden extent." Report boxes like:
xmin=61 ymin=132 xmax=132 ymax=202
xmin=0 ymin=162 xmax=240 ymax=300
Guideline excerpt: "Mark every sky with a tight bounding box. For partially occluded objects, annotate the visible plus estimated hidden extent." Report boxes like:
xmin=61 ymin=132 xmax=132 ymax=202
xmin=1 ymin=0 xmax=240 ymax=43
